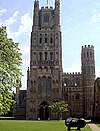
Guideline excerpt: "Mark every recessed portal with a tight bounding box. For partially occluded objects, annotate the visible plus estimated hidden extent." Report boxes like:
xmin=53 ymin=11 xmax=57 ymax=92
xmin=39 ymin=101 xmax=49 ymax=120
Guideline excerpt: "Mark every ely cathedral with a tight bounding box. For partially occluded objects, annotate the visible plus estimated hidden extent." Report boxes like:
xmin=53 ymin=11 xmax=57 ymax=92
xmin=15 ymin=0 xmax=96 ymax=120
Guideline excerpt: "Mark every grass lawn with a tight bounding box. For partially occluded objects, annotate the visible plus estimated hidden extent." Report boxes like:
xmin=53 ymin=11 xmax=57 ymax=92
xmin=96 ymin=124 xmax=100 ymax=128
xmin=0 ymin=120 xmax=92 ymax=131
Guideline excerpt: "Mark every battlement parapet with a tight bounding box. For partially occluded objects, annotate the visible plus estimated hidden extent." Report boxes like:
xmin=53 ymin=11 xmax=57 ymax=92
xmin=63 ymin=72 xmax=81 ymax=75
xmin=41 ymin=6 xmax=53 ymax=10
xmin=41 ymin=6 xmax=44 ymax=9
xmin=82 ymin=45 xmax=94 ymax=50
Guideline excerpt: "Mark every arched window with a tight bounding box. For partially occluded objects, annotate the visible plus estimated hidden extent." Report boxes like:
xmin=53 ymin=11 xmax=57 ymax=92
xmin=45 ymin=37 xmax=47 ymax=43
xmin=44 ymin=13 xmax=49 ymax=23
xmin=90 ymin=52 xmax=92 ymax=58
xmin=50 ymin=37 xmax=53 ymax=43
xmin=38 ymin=77 xmax=42 ymax=94
xmin=39 ymin=52 xmax=42 ymax=61
xmin=75 ymin=78 xmax=80 ymax=86
xmin=64 ymin=78 xmax=68 ymax=86
xmin=84 ymin=52 xmax=86 ymax=58
xmin=42 ymin=76 xmax=46 ymax=94
xmin=40 ymin=37 xmax=42 ymax=44
xmin=75 ymin=94 xmax=80 ymax=100
xmin=87 ymin=52 xmax=89 ymax=58
xmin=87 ymin=66 xmax=90 ymax=74
xmin=44 ymin=52 xmax=48 ymax=61
xmin=31 ymin=80 xmax=33 ymax=88
xmin=72 ymin=95 xmax=74 ymax=101
xmin=83 ymin=66 xmax=86 ymax=74
xmin=38 ymin=76 xmax=51 ymax=96
xmin=44 ymin=67 xmax=48 ymax=72
xmin=39 ymin=66 xmax=42 ymax=72
xmin=50 ymin=67 xmax=53 ymax=74
xmin=50 ymin=52 xmax=53 ymax=60
xmin=46 ymin=77 xmax=51 ymax=95
xmin=64 ymin=94 xmax=68 ymax=101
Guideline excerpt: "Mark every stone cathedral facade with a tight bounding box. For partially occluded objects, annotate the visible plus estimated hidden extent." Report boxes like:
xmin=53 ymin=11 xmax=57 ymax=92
xmin=15 ymin=0 xmax=96 ymax=120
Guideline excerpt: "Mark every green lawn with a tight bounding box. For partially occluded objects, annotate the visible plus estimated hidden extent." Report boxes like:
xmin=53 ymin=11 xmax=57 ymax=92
xmin=0 ymin=120 xmax=92 ymax=131
xmin=96 ymin=124 xmax=100 ymax=128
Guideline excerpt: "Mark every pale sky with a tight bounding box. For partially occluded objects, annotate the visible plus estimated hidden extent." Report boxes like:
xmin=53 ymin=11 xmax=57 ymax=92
xmin=0 ymin=0 xmax=100 ymax=89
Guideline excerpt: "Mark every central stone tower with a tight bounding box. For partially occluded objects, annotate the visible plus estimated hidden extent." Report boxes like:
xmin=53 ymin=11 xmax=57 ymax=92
xmin=26 ymin=0 xmax=62 ymax=120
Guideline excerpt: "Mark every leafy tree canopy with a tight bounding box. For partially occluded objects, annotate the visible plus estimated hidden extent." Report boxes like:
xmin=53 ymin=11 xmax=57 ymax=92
xmin=49 ymin=101 xmax=68 ymax=120
xmin=0 ymin=26 xmax=23 ymax=115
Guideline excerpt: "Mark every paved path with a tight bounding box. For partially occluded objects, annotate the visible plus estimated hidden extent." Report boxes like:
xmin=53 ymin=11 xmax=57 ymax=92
xmin=88 ymin=123 xmax=100 ymax=131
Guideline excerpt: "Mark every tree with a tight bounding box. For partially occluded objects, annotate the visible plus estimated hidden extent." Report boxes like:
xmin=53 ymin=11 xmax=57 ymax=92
xmin=0 ymin=26 xmax=23 ymax=115
xmin=49 ymin=101 xmax=68 ymax=120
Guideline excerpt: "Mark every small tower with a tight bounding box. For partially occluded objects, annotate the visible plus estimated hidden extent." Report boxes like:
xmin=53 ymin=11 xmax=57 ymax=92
xmin=81 ymin=45 xmax=95 ymax=118
xmin=33 ymin=0 xmax=39 ymax=30
xmin=55 ymin=0 xmax=60 ymax=31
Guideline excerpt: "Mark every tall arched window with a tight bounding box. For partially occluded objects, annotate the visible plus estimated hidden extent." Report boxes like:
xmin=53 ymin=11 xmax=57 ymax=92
xmin=38 ymin=77 xmax=42 ymax=94
xmin=47 ymin=77 xmax=51 ymax=95
xmin=31 ymin=80 xmax=33 ymax=88
xmin=50 ymin=52 xmax=53 ymax=60
xmin=75 ymin=93 xmax=80 ymax=100
xmin=44 ymin=52 xmax=48 ymax=61
xmin=87 ymin=66 xmax=90 ymax=74
xmin=50 ymin=67 xmax=53 ymax=74
xmin=38 ymin=76 xmax=51 ymax=96
xmin=75 ymin=78 xmax=80 ymax=86
xmin=64 ymin=78 xmax=68 ymax=86
xmin=64 ymin=94 xmax=68 ymax=101
xmin=50 ymin=37 xmax=53 ymax=43
xmin=45 ymin=37 xmax=47 ymax=43
xmin=42 ymin=76 xmax=46 ymax=94
xmin=39 ymin=52 xmax=42 ymax=61
xmin=44 ymin=13 xmax=49 ymax=23
xmin=40 ymin=37 xmax=42 ymax=44
xmin=87 ymin=52 xmax=89 ymax=58
xmin=84 ymin=52 xmax=86 ymax=58
xmin=90 ymin=52 xmax=92 ymax=58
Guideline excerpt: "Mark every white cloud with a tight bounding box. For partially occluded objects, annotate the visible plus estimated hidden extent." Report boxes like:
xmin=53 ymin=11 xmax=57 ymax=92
xmin=6 ymin=11 xmax=19 ymax=26
xmin=0 ymin=11 xmax=32 ymax=89
xmin=0 ymin=11 xmax=19 ymax=27
xmin=0 ymin=9 xmax=7 ymax=16
xmin=0 ymin=11 xmax=32 ymax=62
xmin=16 ymin=13 xmax=32 ymax=36
xmin=0 ymin=11 xmax=32 ymax=41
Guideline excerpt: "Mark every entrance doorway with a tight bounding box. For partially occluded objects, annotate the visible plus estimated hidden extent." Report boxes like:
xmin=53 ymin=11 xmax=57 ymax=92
xmin=39 ymin=101 xmax=49 ymax=120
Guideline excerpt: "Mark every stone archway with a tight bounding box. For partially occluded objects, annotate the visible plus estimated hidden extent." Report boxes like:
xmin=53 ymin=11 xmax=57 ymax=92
xmin=39 ymin=106 xmax=44 ymax=120
xmin=45 ymin=106 xmax=49 ymax=120
xmin=39 ymin=101 xmax=49 ymax=120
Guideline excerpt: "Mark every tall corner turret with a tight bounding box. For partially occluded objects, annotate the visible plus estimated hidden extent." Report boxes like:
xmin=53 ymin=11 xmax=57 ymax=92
xmin=81 ymin=44 xmax=95 ymax=118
